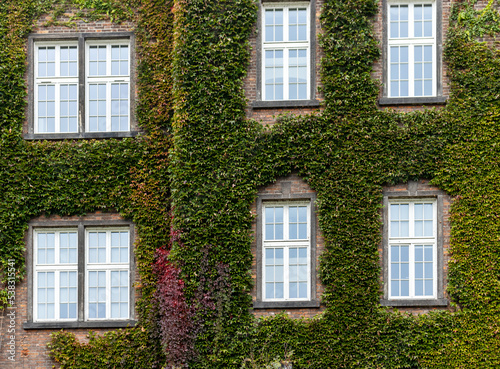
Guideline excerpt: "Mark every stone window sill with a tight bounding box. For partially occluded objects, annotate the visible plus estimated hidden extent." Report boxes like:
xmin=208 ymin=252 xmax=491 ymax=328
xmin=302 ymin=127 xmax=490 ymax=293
xmin=380 ymin=298 xmax=448 ymax=307
xmin=23 ymin=320 xmax=137 ymax=330
xmin=23 ymin=132 xmax=140 ymax=140
xmin=252 ymin=99 xmax=320 ymax=109
xmin=378 ymin=96 xmax=447 ymax=106
xmin=253 ymin=300 xmax=321 ymax=309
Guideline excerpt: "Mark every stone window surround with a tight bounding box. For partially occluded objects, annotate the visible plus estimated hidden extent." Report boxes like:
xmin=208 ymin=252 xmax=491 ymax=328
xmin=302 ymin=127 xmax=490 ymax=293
xmin=24 ymin=32 xmax=138 ymax=140
xmin=380 ymin=181 xmax=448 ymax=307
xmin=252 ymin=0 xmax=320 ymax=109
xmin=378 ymin=0 xmax=447 ymax=106
xmin=254 ymin=182 xmax=320 ymax=309
xmin=23 ymin=218 xmax=137 ymax=330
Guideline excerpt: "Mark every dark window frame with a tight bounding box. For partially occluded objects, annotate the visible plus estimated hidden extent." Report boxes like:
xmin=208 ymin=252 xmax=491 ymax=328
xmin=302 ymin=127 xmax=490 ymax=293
xmin=380 ymin=182 xmax=448 ymax=307
xmin=25 ymin=32 xmax=138 ymax=140
xmin=252 ymin=0 xmax=320 ymax=109
xmin=254 ymin=186 xmax=320 ymax=309
xmin=23 ymin=218 xmax=136 ymax=330
xmin=379 ymin=0 xmax=447 ymax=106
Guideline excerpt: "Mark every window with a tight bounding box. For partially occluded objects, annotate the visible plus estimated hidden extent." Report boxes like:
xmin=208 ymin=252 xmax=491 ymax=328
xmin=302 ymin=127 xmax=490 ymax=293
xmin=262 ymin=202 xmax=311 ymax=301
xmin=262 ymin=3 xmax=310 ymax=101
xmin=26 ymin=218 xmax=135 ymax=329
xmin=381 ymin=182 xmax=449 ymax=307
xmin=387 ymin=2 xmax=436 ymax=97
xmin=388 ymin=200 xmax=437 ymax=299
xmin=28 ymin=33 xmax=135 ymax=139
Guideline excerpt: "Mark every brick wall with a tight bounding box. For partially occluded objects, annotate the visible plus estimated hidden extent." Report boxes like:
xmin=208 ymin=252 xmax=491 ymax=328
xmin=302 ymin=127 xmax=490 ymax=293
xmin=251 ymin=174 xmax=326 ymax=319
xmin=0 ymin=212 xmax=136 ymax=368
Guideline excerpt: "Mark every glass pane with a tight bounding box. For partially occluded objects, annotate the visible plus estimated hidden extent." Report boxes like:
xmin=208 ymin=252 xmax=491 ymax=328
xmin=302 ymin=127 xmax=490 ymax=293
xmin=390 ymin=6 xmax=399 ymax=21
xmin=401 ymin=246 xmax=409 ymax=261
xmin=390 ymin=23 xmax=398 ymax=39
xmin=289 ymin=282 xmax=297 ymax=299
xmin=424 ymin=5 xmax=432 ymax=20
xmin=299 ymin=282 xmax=307 ymax=298
xmin=415 ymin=263 xmax=423 ymax=279
xmin=391 ymin=280 xmax=399 ymax=297
xmin=415 ymin=220 xmax=423 ymax=236
xmin=275 ymin=265 xmax=284 ymax=282
xmin=275 ymin=224 xmax=283 ymax=240
xmin=424 ymin=246 xmax=433 ymax=261
xmin=275 ymin=283 xmax=284 ymax=298
xmin=424 ymin=220 xmax=433 ymax=236
xmin=401 ymin=263 xmax=409 ymax=279
xmin=400 ymin=80 xmax=409 ymax=96
xmin=415 ymin=246 xmax=423 ymax=262
xmin=400 ymin=280 xmax=409 ymax=296
xmin=391 ymin=246 xmax=399 ymax=262
xmin=266 ymin=283 xmax=274 ymax=299
xmin=400 ymin=5 xmax=408 ymax=20
xmin=415 ymin=280 xmax=423 ymax=296
xmin=266 ymin=266 xmax=274 ymax=282
xmin=391 ymin=264 xmax=399 ymax=279
xmin=276 ymin=248 xmax=283 ymax=265
xmin=298 ymin=265 xmax=307 ymax=281
xmin=299 ymin=248 xmax=307 ymax=264
xmin=275 ymin=207 xmax=283 ymax=222
xmin=425 ymin=263 xmax=433 ymax=278
xmin=265 ymin=248 xmax=274 ymax=262
xmin=289 ymin=248 xmax=297 ymax=263
xmin=425 ymin=280 xmax=433 ymax=295
xmin=400 ymin=221 xmax=409 ymax=237
xmin=400 ymin=21 xmax=408 ymax=38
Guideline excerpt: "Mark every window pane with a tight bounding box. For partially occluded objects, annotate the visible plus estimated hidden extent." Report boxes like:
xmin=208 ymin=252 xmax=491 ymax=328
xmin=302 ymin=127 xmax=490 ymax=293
xmin=264 ymin=50 xmax=284 ymax=100
xmin=111 ymin=271 xmax=128 ymax=318
xmin=37 ymin=272 xmax=55 ymax=319
xmin=88 ymin=84 xmax=107 ymax=132
xmin=88 ymin=271 xmax=106 ymax=319
xmin=60 ymin=84 xmax=78 ymax=133
xmin=60 ymin=271 xmax=77 ymax=320
xmin=111 ymin=83 xmax=129 ymax=131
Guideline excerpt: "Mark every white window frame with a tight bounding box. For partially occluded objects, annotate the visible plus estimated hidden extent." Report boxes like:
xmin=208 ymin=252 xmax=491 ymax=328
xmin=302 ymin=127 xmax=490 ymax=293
xmin=85 ymin=40 xmax=131 ymax=133
xmin=33 ymin=38 xmax=131 ymax=134
xmin=262 ymin=201 xmax=311 ymax=301
xmin=33 ymin=229 xmax=78 ymax=322
xmin=261 ymin=2 xmax=311 ymax=101
xmin=32 ymin=226 xmax=131 ymax=323
xmin=388 ymin=199 xmax=437 ymax=300
xmin=34 ymin=42 xmax=79 ymax=134
xmin=387 ymin=0 xmax=436 ymax=97
xmin=85 ymin=228 xmax=130 ymax=321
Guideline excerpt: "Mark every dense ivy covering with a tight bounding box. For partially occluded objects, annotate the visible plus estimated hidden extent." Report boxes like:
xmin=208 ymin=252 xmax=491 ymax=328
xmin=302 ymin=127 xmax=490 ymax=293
xmin=1 ymin=0 xmax=500 ymax=367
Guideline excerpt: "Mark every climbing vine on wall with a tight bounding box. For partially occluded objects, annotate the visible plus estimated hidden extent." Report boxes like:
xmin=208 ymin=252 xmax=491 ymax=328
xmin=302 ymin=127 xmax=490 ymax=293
xmin=1 ymin=0 xmax=500 ymax=367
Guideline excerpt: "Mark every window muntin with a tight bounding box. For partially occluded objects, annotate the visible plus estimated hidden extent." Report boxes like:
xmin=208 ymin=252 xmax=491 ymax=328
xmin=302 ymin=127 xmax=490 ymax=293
xmin=34 ymin=39 xmax=130 ymax=134
xmin=33 ymin=227 xmax=130 ymax=322
xmin=262 ymin=4 xmax=310 ymax=101
xmin=388 ymin=2 xmax=435 ymax=98
xmin=388 ymin=200 xmax=437 ymax=299
xmin=263 ymin=203 xmax=310 ymax=301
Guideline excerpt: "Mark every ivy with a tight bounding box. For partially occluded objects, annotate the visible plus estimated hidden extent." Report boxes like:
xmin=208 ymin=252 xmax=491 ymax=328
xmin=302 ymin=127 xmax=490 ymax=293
xmin=1 ymin=0 xmax=500 ymax=367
